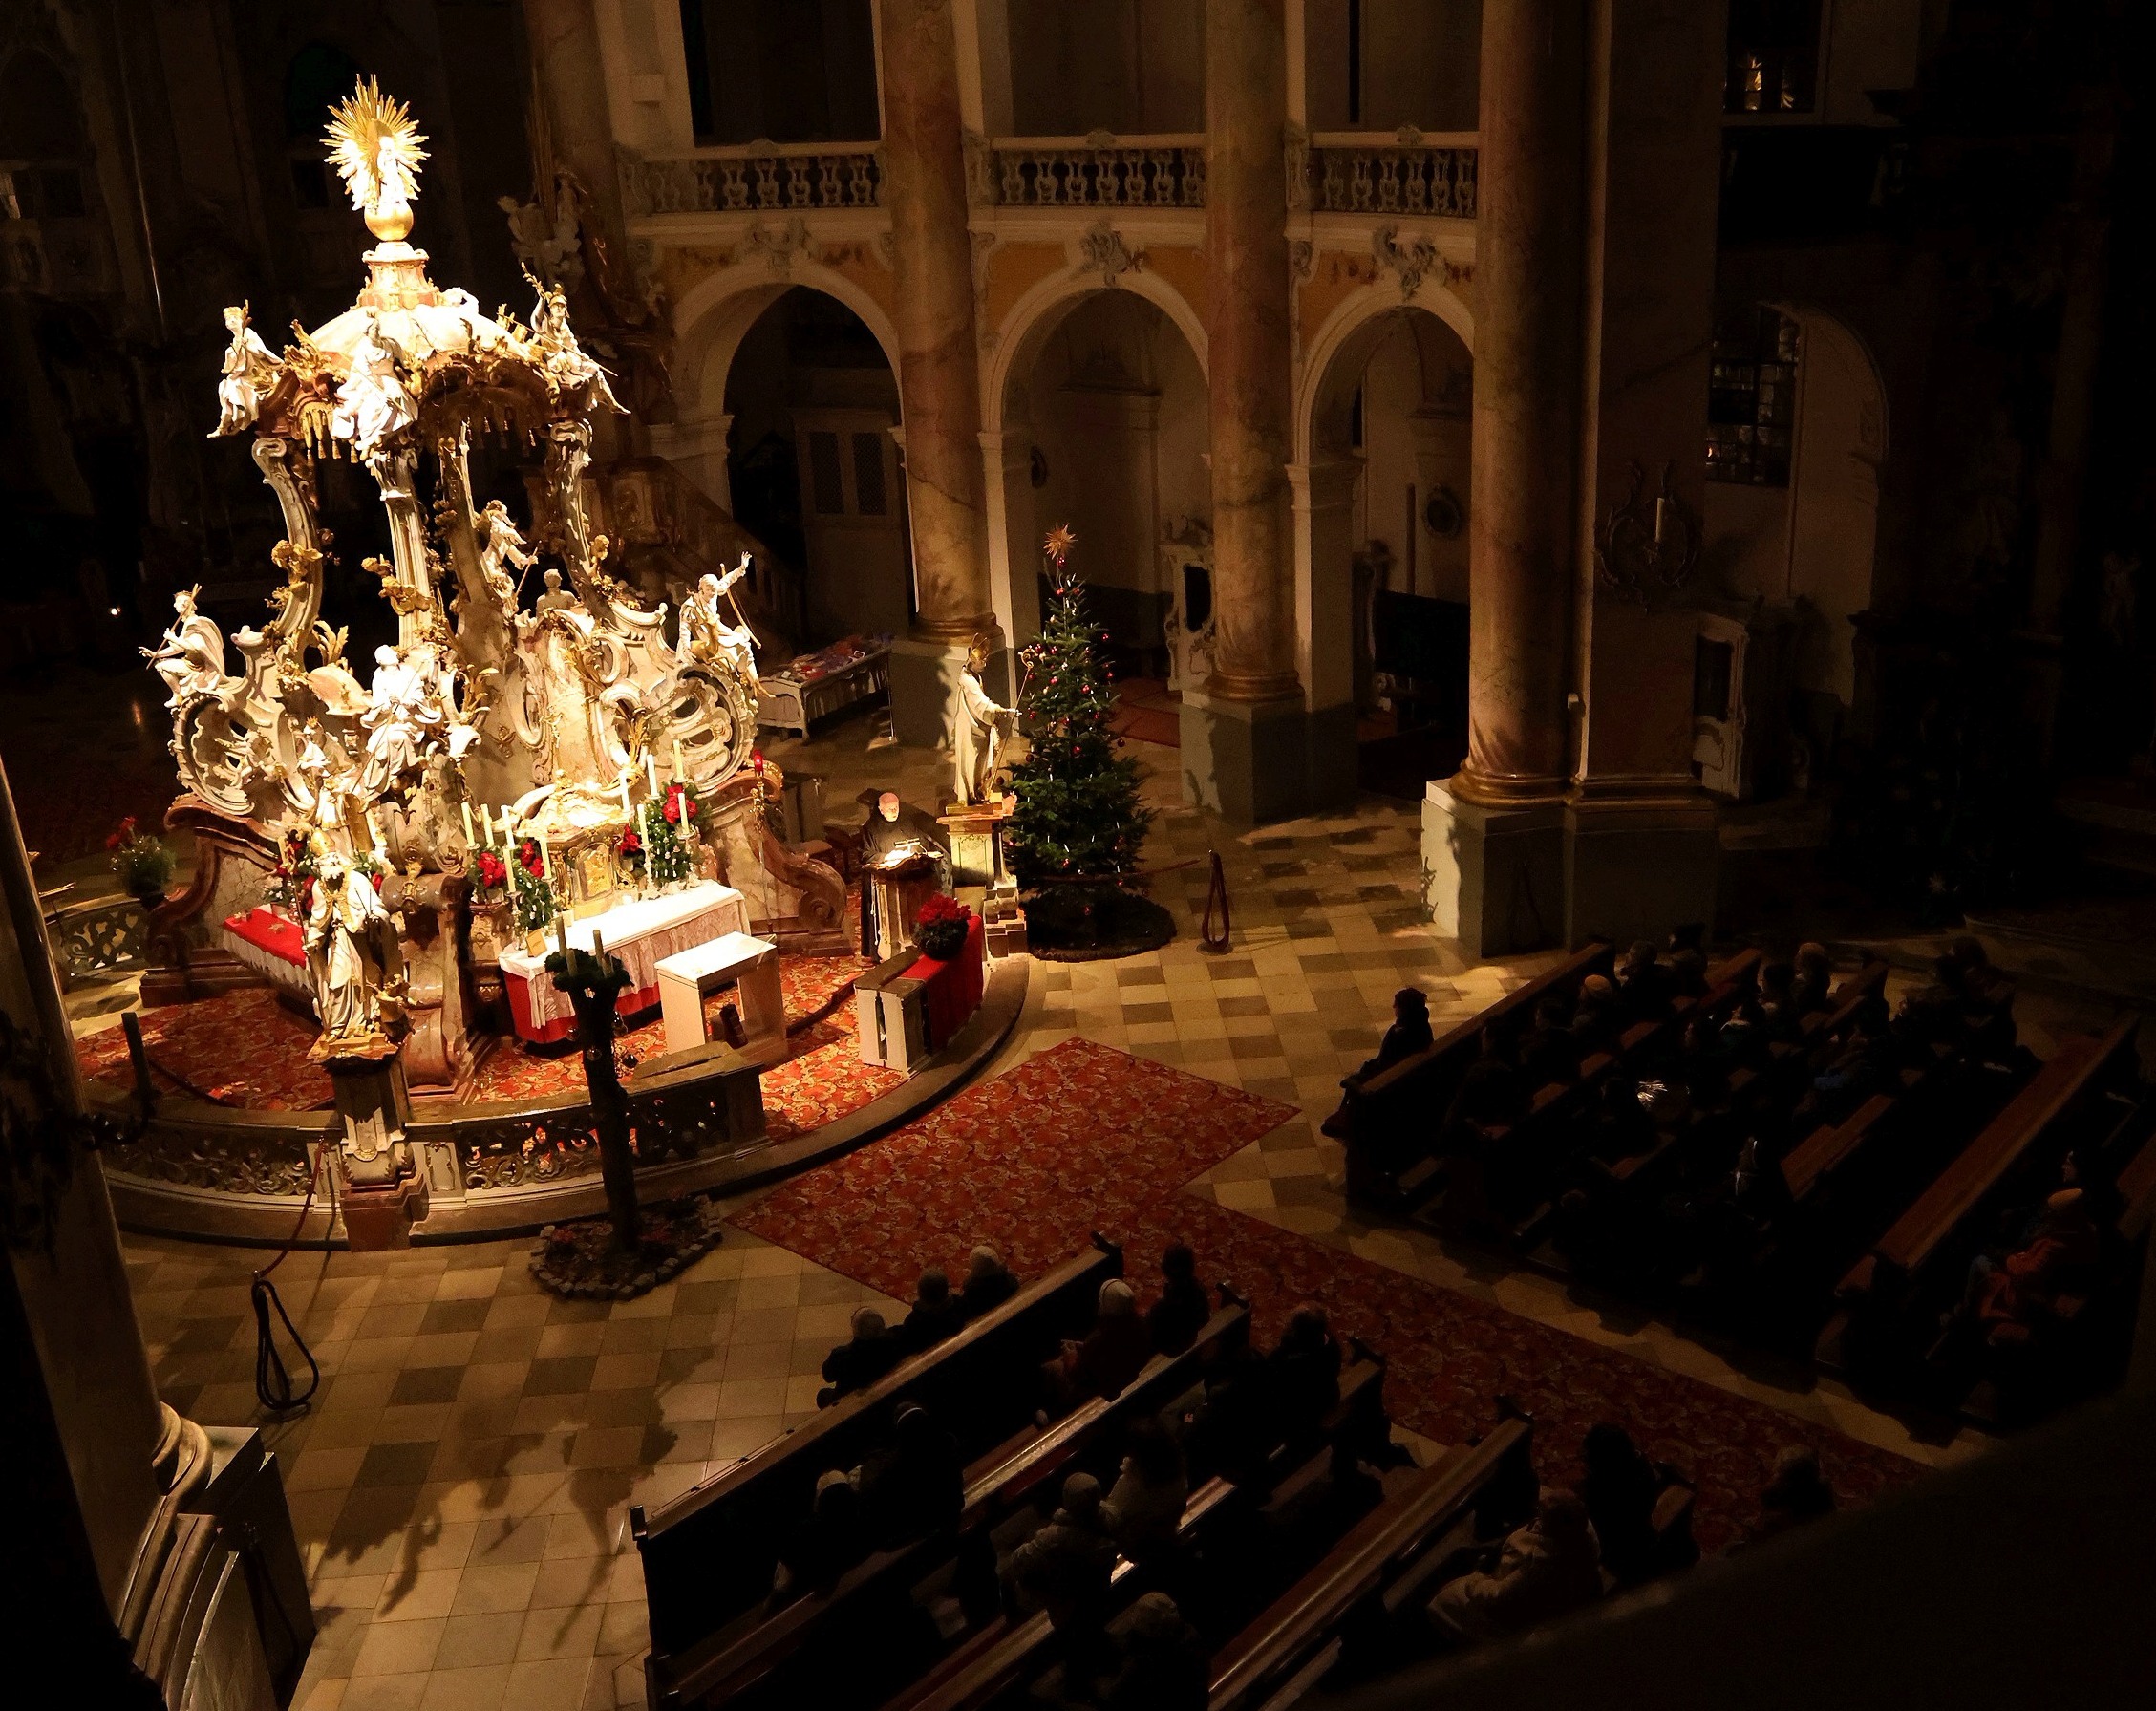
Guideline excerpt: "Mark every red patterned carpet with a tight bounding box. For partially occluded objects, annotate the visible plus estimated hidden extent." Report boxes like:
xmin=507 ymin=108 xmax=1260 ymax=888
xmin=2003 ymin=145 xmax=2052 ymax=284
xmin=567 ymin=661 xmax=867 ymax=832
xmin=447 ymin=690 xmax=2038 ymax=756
xmin=737 ymin=1037 xmax=1923 ymax=1551
xmin=75 ymin=953 xmax=895 ymax=1137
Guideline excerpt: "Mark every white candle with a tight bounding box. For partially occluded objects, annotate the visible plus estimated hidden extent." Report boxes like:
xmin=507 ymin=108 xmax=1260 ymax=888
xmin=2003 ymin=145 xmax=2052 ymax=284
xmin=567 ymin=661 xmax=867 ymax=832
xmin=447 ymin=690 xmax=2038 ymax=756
xmin=620 ymin=776 xmax=632 ymax=817
xmin=460 ymin=800 xmax=474 ymax=844
xmin=672 ymin=740 xmax=685 ymax=780
xmin=555 ymin=910 xmax=568 ymax=954
xmin=646 ymin=751 xmax=658 ymax=795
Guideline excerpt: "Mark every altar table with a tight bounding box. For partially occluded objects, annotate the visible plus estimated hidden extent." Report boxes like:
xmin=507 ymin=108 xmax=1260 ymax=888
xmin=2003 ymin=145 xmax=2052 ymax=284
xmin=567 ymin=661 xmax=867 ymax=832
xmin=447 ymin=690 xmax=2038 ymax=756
xmin=499 ymin=882 xmax=748 ymax=1045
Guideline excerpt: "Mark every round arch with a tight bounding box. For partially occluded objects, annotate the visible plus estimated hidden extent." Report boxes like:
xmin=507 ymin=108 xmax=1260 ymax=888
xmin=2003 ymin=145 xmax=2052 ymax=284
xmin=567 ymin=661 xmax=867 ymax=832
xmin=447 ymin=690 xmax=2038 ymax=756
xmin=1294 ymin=277 xmax=1474 ymax=465
xmin=983 ymin=263 xmax=1208 ymax=435
xmin=671 ymin=259 xmax=905 ymax=423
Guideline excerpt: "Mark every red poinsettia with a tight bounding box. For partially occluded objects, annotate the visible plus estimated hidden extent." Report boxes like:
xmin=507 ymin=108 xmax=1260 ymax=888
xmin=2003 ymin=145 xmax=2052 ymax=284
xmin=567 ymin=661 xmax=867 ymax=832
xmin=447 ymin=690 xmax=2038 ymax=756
xmin=105 ymin=815 xmax=139 ymax=852
xmin=916 ymin=892 xmax=972 ymax=927
xmin=617 ymin=825 xmax=643 ymax=859
xmin=517 ymin=836 xmax=545 ymax=878
xmin=662 ymin=781 xmax=698 ymax=824
xmin=474 ymin=849 xmax=508 ymax=891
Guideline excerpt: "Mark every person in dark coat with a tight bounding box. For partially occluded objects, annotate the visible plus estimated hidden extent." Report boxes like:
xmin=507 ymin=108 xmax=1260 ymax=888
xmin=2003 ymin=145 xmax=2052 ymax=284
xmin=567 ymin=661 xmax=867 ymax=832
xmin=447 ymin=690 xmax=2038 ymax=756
xmin=1324 ymin=988 xmax=1435 ymax=1137
xmin=1105 ymin=1593 xmax=1208 ymax=1711
xmin=1183 ymin=1315 xmax=1275 ymax=1485
xmin=1268 ymin=1303 xmax=1343 ymax=1439
xmin=1750 ymin=1445 xmax=1834 ymax=1543
xmin=958 ymin=1243 xmax=1019 ymax=1319
xmin=1520 ymin=993 xmax=1581 ymax=1090
xmin=1047 ymin=1279 xmax=1153 ymax=1410
xmin=898 ymin=1267 xmax=965 ymax=1353
xmin=856 ymin=1402 xmax=963 ymax=1548
xmin=1614 ymin=941 xmax=1674 ymax=1024
xmin=1005 ymin=1472 xmax=1120 ymax=1679
xmin=1579 ymin=1423 xmax=1663 ymax=1585
xmin=1146 ymin=1243 xmax=1212 ymax=1356
xmin=769 ymin=1469 xmax=866 ymax=1608
xmin=819 ymin=1307 xmax=903 ymax=1407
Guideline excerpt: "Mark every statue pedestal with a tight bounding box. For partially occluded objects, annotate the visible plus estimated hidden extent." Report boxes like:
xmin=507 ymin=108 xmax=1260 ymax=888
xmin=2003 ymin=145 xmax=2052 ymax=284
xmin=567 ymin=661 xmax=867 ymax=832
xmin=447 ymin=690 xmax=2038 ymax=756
xmin=940 ymin=797 xmax=1024 ymax=957
xmin=321 ymin=1040 xmax=429 ymax=1251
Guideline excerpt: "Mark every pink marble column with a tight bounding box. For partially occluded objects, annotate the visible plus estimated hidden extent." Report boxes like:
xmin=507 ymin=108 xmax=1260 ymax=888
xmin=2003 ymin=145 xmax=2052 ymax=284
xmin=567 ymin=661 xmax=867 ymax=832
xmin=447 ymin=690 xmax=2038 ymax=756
xmin=879 ymin=0 xmax=994 ymax=641
xmin=1455 ymin=0 xmax=1586 ymax=802
xmin=1203 ymin=0 xmax=1300 ymax=701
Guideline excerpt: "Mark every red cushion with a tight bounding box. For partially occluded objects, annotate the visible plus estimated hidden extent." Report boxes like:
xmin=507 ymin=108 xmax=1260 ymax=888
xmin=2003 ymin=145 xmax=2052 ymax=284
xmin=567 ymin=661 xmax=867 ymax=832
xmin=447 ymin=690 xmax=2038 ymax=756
xmin=224 ymin=907 xmax=305 ymax=966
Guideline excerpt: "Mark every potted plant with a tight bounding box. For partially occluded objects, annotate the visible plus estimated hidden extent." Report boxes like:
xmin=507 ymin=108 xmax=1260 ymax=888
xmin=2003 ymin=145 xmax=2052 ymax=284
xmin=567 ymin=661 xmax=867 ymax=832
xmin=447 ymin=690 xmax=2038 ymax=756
xmin=913 ymin=893 xmax=972 ymax=962
xmin=108 ymin=816 xmax=177 ymax=909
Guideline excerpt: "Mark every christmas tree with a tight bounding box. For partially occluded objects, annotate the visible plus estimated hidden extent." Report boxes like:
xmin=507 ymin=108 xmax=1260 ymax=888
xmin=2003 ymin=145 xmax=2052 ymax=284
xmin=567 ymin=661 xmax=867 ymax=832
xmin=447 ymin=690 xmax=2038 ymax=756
xmin=1007 ymin=526 xmax=1153 ymax=889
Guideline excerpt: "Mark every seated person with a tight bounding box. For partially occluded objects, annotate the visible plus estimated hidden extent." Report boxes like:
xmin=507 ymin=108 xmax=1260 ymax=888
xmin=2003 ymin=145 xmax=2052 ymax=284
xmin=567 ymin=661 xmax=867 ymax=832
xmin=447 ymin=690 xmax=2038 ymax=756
xmin=1101 ymin=1417 xmax=1189 ymax=1568
xmin=1323 ymin=988 xmax=1435 ymax=1136
xmin=1791 ymin=942 xmax=1835 ymax=1014
xmin=1676 ymin=1013 xmax=1734 ymax=1107
xmin=1268 ymin=1302 xmax=1343 ymax=1439
xmin=1896 ymin=954 xmax=1969 ymax=1048
xmin=1443 ymin=1028 xmax=1527 ymax=1147
xmin=1755 ymin=959 xmax=1802 ymax=1039
xmin=1614 ymin=940 xmax=1675 ymax=1023
xmin=898 ymin=1266 xmax=965 ymax=1353
xmin=1045 ymin=1279 xmax=1153 ymax=1411
xmin=1578 ymin=1423 xmax=1697 ymax=1585
xmin=1146 ymin=1243 xmax=1212 ymax=1356
xmin=1105 ymin=1593 xmax=1207 ymax=1711
xmin=1582 ymin=1076 xmax=1654 ymax=1166
xmin=1970 ymin=1188 xmax=2103 ymax=1349
xmin=958 ymin=1243 xmax=1019 ymax=1319
xmin=1569 ymin=975 xmax=1618 ymax=1055
xmin=1728 ymin=1134 xmax=1792 ymax=1222
xmin=769 ymin=1469 xmax=866 ymax=1608
xmin=1520 ymin=993 xmax=1582 ymax=1090
xmin=819 ymin=1307 xmax=903 ymax=1407
xmin=1430 ymin=1487 xmax=1603 ymax=1641
xmin=1749 ymin=1445 xmax=1834 ymax=1543
xmin=1005 ymin=1471 xmax=1118 ymax=1636
xmin=855 ymin=1402 xmax=962 ymax=1547
xmin=1182 ymin=1315 xmax=1276 ymax=1485
xmin=1668 ymin=946 xmax=1710 ymax=1001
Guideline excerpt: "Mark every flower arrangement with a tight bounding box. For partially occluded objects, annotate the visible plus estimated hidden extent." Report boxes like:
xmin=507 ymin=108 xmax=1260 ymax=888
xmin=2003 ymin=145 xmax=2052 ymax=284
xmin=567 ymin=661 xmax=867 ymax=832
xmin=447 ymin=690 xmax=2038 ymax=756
xmin=472 ymin=847 xmax=509 ymax=895
xmin=510 ymin=836 xmax=558 ymax=932
xmin=913 ymin=892 xmax=973 ymax=961
xmin=660 ymin=780 xmax=701 ymax=827
xmin=617 ymin=823 xmax=644 ymax=873
xmin=265 ymin=828 xmax=318 ymax=917
xmin=108 ymin=815 xmax=177 ymax=904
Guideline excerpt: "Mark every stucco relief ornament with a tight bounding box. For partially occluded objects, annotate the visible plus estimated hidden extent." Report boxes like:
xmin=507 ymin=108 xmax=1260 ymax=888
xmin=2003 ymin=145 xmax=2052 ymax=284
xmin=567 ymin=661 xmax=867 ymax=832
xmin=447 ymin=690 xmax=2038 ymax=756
xmin=742 ymin=216 xmax=813 ymax=277
xmin=1372 ymin=225 xmax=1441 ymax=301
xmin=1078 ymin=220 xmax=1142 ymax=290
xmin=1593 ymin=460 xmax=1701 ymax=609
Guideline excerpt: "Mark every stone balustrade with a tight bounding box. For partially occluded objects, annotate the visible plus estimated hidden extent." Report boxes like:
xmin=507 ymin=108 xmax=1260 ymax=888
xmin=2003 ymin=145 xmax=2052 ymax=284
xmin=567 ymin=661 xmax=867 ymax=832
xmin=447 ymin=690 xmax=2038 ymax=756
xmin=622 ymin=140 xmax=884 ymax=218
xmin=980 ymin=135 xmax=1206 ymax=208
xmin=1306 ymin=131 xmax=1479 ymax=219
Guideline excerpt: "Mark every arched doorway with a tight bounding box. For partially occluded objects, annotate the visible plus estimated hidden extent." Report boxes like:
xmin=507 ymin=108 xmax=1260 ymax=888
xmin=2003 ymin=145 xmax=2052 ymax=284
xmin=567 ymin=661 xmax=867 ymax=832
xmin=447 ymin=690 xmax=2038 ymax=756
xmin=997 ymin=289 xmax=1209 ymax=738
xmin=1304 ymin=305 xmax=1475 ymax=799
xmin=1701 ymin=302 xmax=1884 ymax=792
xmin=680 ymin=284 xmax=910 ymax=651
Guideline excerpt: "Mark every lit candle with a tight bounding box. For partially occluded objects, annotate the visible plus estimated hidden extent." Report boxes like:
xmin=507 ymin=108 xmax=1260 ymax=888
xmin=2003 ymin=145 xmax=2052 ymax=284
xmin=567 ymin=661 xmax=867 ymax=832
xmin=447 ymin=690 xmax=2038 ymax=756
xmin=646 ymin=751 xmax=658 ymax=796
xmin=460 ymin=800 xmax=474 ymax=844
xmin=672 ymin=740 xmax=685 ymax=780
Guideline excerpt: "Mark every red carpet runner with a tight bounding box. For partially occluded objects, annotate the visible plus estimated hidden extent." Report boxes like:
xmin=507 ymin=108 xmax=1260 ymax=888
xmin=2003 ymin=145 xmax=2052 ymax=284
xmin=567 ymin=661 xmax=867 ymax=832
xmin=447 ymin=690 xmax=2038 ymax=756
xmin=737 ymin=1037 xmax=1921 ymax=1550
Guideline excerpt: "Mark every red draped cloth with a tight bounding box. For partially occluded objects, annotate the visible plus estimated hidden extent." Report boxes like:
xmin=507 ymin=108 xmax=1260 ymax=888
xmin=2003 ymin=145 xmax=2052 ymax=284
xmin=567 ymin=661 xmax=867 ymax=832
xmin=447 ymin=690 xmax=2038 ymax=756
xmin=903 ymin=915 xmax=986 ymax=1048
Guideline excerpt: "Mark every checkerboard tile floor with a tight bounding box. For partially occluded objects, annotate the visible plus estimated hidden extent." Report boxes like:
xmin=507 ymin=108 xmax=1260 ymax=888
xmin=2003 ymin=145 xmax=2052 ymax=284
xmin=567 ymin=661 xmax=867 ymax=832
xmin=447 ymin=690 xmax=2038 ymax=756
xmin=122 ymin=721 xmax=2128 ymax=1707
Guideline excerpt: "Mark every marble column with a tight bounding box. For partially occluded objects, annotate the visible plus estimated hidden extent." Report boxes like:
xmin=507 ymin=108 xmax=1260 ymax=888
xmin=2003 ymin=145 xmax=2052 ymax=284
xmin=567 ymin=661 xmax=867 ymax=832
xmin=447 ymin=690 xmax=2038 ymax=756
xmin=1185 ymin=0 xmax=1347 ymax=821
xmin=879 ymin=0 xmax=998 ymax=750
xmin=1422 ymin=0 xmax=1587 ymax=952
xmin=1455 ymin=0 xmax=1584 ymax=806
xmin=1562 ymin=0 xmax=1726 ymax=948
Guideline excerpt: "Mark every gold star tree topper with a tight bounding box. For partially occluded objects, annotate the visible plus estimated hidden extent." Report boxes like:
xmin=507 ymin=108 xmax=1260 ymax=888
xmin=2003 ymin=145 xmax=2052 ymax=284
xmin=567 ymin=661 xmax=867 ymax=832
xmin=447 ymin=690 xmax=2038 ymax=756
xmin=1043 ymin=524 xmax=1078 ymax=567
xmin=324 ymin=77 xmax=429 ymax=242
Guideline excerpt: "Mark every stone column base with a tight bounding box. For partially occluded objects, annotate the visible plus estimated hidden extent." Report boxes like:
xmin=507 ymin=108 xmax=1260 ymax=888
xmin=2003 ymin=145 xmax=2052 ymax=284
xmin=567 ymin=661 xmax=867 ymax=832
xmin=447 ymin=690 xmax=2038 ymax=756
xmin=1563 ymin=793 xmax=1720 ymax=950
xmin=1179 ymin=692 xmax=1357 ymax=824
xmin=887 ymin=634 xmax=976 ymax=751
xmin=1421 ymin=781 xmax=1567 ymax=957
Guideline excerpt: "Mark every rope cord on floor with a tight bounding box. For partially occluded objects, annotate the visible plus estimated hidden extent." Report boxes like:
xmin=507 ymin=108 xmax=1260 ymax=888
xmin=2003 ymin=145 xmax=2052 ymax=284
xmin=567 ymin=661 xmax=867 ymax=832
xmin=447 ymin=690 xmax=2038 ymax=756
xmin=249 ymin=1143 xmax=330 ymax=1416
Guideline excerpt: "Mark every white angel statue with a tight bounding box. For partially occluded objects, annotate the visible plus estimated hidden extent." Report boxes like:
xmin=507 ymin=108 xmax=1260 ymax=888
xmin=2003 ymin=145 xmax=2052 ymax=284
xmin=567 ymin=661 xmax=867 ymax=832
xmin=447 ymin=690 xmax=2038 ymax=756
xmin=141 ymin=588 xmax=231 ymax=708
xmin=678 ymin=557 xmax=760 ymax=692
xmin=331 ymin=313 xmax=416 ymax=459
xmin=210 ymin=305 xmax=280 ymax=437
xmin=477 ymin=499 xmax=535 ymax=606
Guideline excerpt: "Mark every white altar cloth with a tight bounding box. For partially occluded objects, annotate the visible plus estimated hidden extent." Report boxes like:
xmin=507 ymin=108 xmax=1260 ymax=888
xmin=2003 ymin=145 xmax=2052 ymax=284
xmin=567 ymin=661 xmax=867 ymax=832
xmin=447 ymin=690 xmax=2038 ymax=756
xmin=498 ymin=881 xmax=749 ymax=1042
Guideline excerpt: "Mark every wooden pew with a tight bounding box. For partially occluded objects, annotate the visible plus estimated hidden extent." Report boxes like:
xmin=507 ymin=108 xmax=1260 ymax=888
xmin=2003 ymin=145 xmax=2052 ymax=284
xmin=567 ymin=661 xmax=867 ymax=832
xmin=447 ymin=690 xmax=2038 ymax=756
xmin=1819 ymin=1019 xmax=2140 ymax=1372
xmin=1782 ymin=1093 xmax=1896 ymax=1207
xmin=634 ymin=1239 xmax=1121 ymax=1682
xmin=1206 ymin=1416 xmax=1536 ymax=1711
xmin=657 ymin=1302 xmax=1249 ymax=1711
xmin=1343 ymin=942 xmax=1612 ymax=1205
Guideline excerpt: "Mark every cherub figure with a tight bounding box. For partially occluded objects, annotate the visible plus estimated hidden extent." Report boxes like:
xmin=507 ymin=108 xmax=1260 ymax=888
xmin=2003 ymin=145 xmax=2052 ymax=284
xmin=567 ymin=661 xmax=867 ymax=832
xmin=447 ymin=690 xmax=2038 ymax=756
xmin=210 ymin=305 xmax=280 ymax=437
